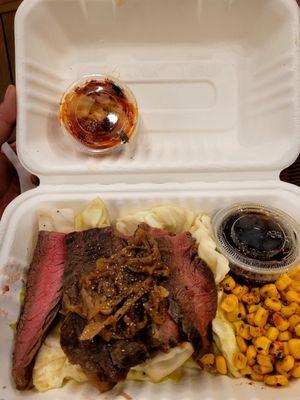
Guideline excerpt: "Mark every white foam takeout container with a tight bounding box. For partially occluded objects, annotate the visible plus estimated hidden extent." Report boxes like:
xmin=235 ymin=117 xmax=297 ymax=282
xmin=0 ymin=0 xmax=300 ymax=399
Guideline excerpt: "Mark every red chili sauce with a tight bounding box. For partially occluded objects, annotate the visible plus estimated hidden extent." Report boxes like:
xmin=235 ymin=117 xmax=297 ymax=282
xmin=60 ymin=79 xmax=137 ymax=151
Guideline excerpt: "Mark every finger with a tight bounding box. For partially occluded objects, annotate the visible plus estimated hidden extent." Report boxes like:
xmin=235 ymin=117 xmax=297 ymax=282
xmin=0 ymin=153 xmax=20 ymax=217
xmin=0 ymin=85 xmax=17 ymax=146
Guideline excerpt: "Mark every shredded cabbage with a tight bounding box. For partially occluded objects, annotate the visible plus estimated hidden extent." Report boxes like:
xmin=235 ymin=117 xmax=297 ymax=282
xmin=190 ymin=213 xmax=230 ymax=284
xmin=33 ymin=327 xmax=88 ymax=392
xmin=116 ymin=205 xmax=195 ymax=235
xmin=75 ymin=197 xmax=110 ymax=231
xmin=212 ymin=291 xmax=240 ymax=378
xmin=33 ymin=330 xmax=194 ymax=391
xmin=128 ymin=342 xmax=194 ymax=383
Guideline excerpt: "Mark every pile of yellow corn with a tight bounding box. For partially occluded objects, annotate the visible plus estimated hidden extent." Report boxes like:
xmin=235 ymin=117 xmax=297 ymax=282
xmin=201 ymin=267 xmax=300 ymax=387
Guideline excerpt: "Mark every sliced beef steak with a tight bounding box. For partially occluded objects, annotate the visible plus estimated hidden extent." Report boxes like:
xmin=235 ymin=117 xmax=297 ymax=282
xmin=63 ymin=227 xmax=127 ymax=309
xmin=61 ymin=313 xmax=149 ymax=392
xmin=12 ymin=231 xmax=65 ymax=390
xmin=61 ymin=227 xmax=174 ymax=391
xmin=153 ymin=313 xmax=179 ymax=349
xmin=61 ymin=225 xmax=216 ymax=391
xmin=146 ymin=226 xmax=217 ymax=355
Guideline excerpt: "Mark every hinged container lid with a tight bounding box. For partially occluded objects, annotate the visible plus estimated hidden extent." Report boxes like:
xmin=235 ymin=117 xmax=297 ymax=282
xmin=15 ymin=0 xmax=300 ymax=184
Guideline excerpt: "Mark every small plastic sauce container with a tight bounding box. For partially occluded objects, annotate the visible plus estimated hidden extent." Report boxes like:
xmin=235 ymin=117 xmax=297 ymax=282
xmin=59 ymin=74 xmax=139 ymax=155
xmin=212 ymin=203 xmax=300 ymax=283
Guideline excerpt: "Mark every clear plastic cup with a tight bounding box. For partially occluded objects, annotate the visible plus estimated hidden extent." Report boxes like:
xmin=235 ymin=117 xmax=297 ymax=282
xmin=59 ymin=74 xmax=139 ymax=155
xmin=212 ymin=203 xmax=300 ymax=283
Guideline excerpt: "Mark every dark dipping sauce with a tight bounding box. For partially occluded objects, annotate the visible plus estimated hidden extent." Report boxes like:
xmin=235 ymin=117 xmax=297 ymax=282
xmin=60 ymin=79 xmax=137 ymax=152
xmin=223 ymin=211 xmax=292 ymax=264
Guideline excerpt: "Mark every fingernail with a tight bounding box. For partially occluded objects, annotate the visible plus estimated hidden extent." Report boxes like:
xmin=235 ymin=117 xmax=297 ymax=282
xmin=4 ymin=85 xmax=15 ymax=101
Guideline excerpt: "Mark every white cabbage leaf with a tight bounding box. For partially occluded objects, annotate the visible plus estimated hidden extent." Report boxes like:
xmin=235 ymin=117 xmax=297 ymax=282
xmin=116 ymin=205 xmax=195 ymax=235
xmin=190 ymin=213 xmax=229 ymax=284
xmin=75 ymin=197 xmax=110 ymax=231
xmin=33 ymin=327 xmax=88 ymax=392
xmin=212 ymin=291 xmax=240 ymax=378
xmin=127 ymin=342 xmax=194 ymax=383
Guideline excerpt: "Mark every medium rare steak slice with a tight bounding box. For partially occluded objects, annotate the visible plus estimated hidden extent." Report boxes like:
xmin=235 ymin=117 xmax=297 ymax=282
xmin=152 ymin=313 xmax=179 ymax=350
xmin=146 ymin=226 xmax=217 ymax=355
xmin=12 ymin=231 xmax=66 ymax=390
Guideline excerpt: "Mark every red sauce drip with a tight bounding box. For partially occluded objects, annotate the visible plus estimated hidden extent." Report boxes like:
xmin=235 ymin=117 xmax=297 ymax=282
xmin=2 ymin=285 xmax=9 ymax=293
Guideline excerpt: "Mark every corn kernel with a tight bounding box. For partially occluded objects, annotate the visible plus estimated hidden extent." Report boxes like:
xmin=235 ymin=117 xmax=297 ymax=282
xmin=295 ymin=324 xmax=300 ymax=337
xmin=289 ymin=314 xmax=300 ymax=330
xmin=215 ymin=355 xmax=227 ymax=375
xmin=272 ymin=313 xmax=290 ymax=331
xmin=275 ymin=361 xmax=291 ymax=377
xmin=254 ymin=307 xmax=269 ymax=328
xmin=260 ymin=284 xmax=278 ymax=298
xmin=200 ymin=353 xmax=215 ymax=366
xmin=285 ymin=290 xmax=300 ymax=304
xmin=234 ymin=352 xmax=247 ymax=370
xmin=291 ymin=361 xmax=300 ymax=378
xmin=221 ymin=294 xmax=239 ymax=313
xmin=288 ymin=267 xmax=300 ymax=281
xmin=281 ymin=303 xmax=298 ymax=318
xmin=240 ymin=365 xmax=252 ymax=376
xmin=233 ymin=321 xmax=243 ymax=333
xmin=241 ymin=293 xmax=254 ymax=305
xmin=251 ymin=287 xmax=260 ymax=297
xmin=221 ymin=275 xmax=236 ymax=292
xmin=248 ymin=304 xmax=259 ymax=314
xmin=226 ymin=302 xmax=246 ymax=322
xmin=232 ymin=285 xmax=249 ymax=299
xmin=250 ymin=371 xmax=264 ymax=382
xmin=253 ymin=364 xmax=273 ymax=375
xmin=290 ymin=280 xmax=300 ymax=292
xmin=283 ymin=342 xmax=290 ymax=356
xmin=276 ymin=274 xmax=292 ymax=292
xmin=264 ymin=297 xmax=282 ymax=312
xmin=277 ymin=355 xmax=295 ymax=372
xmin=265 ymin=323 xmax=272 ymax=331
xmin=226 ymin=310 xmax=242 ymax=322
xmin=278 ymin=331 xmax=292 ymax=341
xmin=246 ymin=345 xmax=257 ymax=366
xmin=233 ymin=321 xmax=252 ymax=340
xmin=254 ymin=336 xmax=271 ymax=355
xmin=257 ymin=354 xmax=273 ymax=367
xmin=264 ymin=375 xmax=289 ymax=387
xmin=241 ymin=289 xmax=260 ymax=305
xmin=266 ymin=326 xmax=279 ymax=341
xmin=239 ymin=302 xmax=247 ymax=320
xmin=250 ymin=326 xmax=265 ymax=338
xmin=247 ymin=313 xmax=255 ymax=326
xmin=236 ymin=336 xmax=248 ymax=353
xmin=270 ymin=341 xmax=285 ymax=358
xmin=288 ymin=339 xmax=300 ymax=359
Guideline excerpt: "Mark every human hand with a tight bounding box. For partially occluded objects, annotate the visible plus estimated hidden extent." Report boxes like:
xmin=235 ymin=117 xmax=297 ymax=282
xmin=0 ymin=85 xmax=20 ymax=218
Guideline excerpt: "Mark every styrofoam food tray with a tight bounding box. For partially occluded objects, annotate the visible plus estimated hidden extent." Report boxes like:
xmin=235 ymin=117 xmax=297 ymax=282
xmin=1 ymin=0 xmax=300 ymax=399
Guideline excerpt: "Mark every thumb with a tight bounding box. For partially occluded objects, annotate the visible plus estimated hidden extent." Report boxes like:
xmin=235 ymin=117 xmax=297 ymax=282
xmin=0 ymin=85 xmax=17 ymax=146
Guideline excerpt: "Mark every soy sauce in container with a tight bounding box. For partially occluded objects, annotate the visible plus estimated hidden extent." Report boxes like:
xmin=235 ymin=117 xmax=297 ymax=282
xmin=59 ymin=74 xmax=139 ymax=155
xmin=212 ymin=204 xmax=300 ymax=283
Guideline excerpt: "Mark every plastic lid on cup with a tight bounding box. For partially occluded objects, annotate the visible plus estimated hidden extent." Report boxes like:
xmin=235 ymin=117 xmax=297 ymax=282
xmin=59 ymin=74 xmax=139 ymax=155
xmin=212 ymin=203 xmax=300 ymax=282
